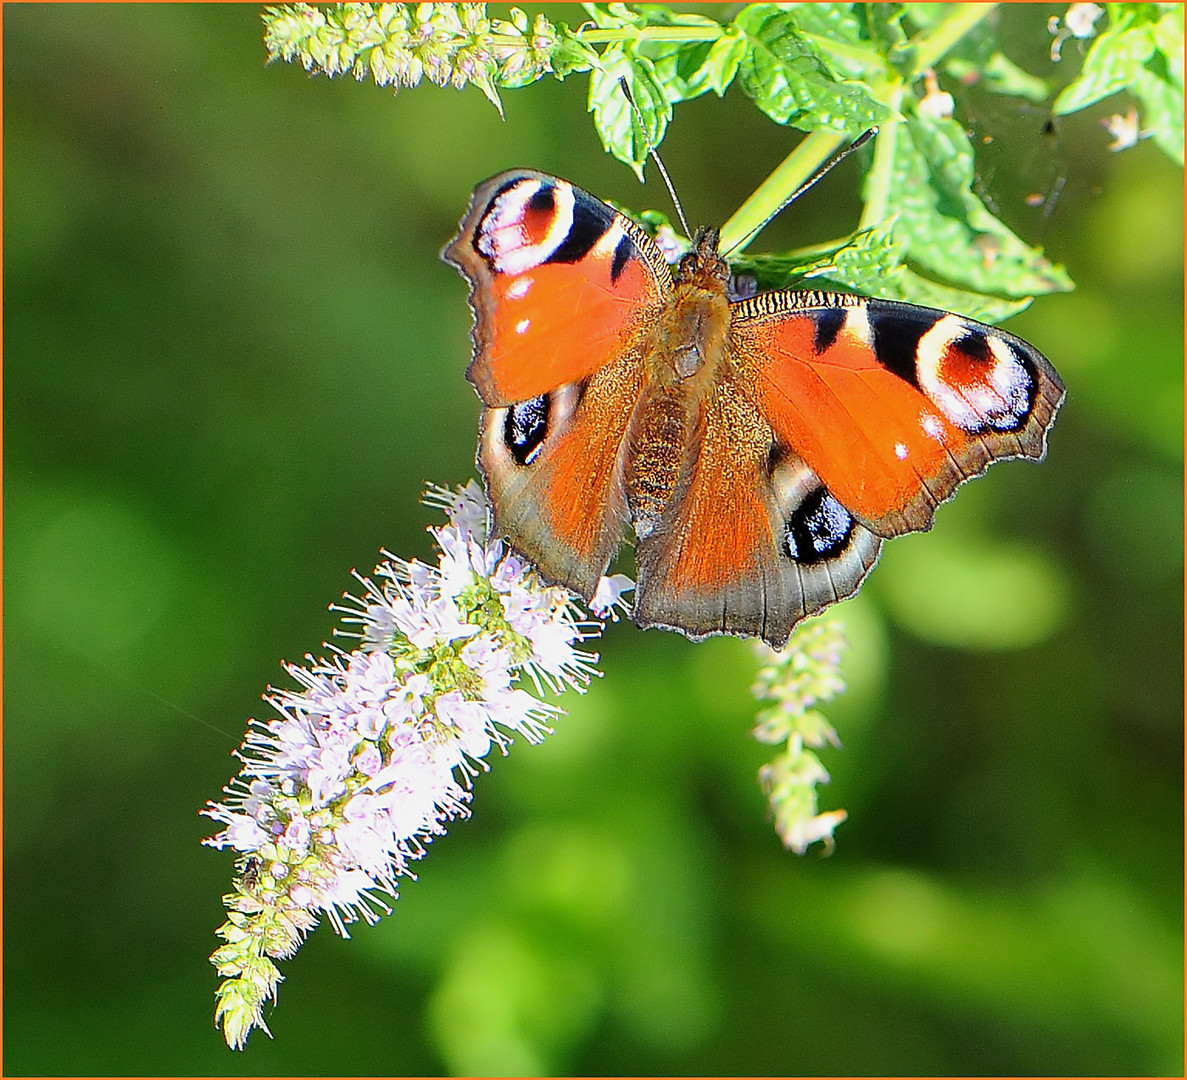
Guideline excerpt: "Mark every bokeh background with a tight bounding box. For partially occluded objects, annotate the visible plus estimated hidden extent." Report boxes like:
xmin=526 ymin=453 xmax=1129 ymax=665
xmin=4 ymin=4 xmax=1182 ymax=1075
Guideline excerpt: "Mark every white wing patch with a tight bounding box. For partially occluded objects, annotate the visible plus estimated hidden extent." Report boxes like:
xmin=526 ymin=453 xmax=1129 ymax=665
xmin=915 ymin=314 xmax=1031 ymax=433
xmin=477 ymin=179 xmax=576 ymax=277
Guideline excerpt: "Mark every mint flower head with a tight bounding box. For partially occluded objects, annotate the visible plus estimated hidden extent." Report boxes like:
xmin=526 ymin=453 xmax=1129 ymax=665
xmin=203 ymin=481 xmax=626 ymax=1049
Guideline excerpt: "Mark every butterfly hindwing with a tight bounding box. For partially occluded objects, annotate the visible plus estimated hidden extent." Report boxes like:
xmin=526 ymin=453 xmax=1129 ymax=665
xmin=633 ymin=362 xmax=882 ymax=645
xmin=731 ymin=292 xmax=1065 ymax=537
xmin=443 ymin=170 xmax=672 ymax=406
xmin=478 ymin=350 xmax=642 ymax=598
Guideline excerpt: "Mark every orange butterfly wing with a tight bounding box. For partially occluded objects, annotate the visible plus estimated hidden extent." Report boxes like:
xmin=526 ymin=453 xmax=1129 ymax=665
xmin=731 ymin=292 xmax=1066 ymax=536
xmin=443 ymin=170 xmax=671 ymax=406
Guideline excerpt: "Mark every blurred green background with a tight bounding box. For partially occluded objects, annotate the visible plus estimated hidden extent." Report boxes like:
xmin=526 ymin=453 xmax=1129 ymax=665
xmin=4 ymin=4 xmax=1182 ymax=1075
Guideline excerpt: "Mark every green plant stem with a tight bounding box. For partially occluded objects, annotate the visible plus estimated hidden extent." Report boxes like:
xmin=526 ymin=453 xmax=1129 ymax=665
xmin=577 ymin=27 xmax=723 ymax=46
xmin=719 ymin=129 xmax=848 ymax=253
xmin=909 ymin=2 xmax=998 ymax=73
xmin=856 ymin=4 xmax=992 ymax=229
xmin=859 ymin=107 xmax=900 ymax=230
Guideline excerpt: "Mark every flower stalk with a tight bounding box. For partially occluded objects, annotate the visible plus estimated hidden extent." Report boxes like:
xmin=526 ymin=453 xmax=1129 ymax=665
xmin=751 ymin=618 xmax=849 ymax=855
xmin=204 ymin=483 xmax=849 ymax=1049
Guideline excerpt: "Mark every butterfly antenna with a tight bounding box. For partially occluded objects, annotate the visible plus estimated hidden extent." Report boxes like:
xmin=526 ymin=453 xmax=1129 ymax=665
xmin=618 ymin=77 xmax=691 ymax=239
xmin=723 ymin=128 xmax=877 ymax=257
xmin=648 ymin=140 xmax=691 ymax=240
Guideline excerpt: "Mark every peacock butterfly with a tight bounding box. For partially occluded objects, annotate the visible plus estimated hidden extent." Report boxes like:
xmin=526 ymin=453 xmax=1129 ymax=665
xmin=443 ymin=169 xmax=1065 ymax=648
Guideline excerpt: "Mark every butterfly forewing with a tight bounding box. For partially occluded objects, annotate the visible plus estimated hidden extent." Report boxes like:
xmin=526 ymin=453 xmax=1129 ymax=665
xmin=443 ymin=170 xmax=672 ymax=405
xmin=731 ymin=292 xmax=1065 ymax=537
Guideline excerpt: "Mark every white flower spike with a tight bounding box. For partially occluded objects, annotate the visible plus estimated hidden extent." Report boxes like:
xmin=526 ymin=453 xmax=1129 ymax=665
xmin=204 ymin=481 xmax=609 ymax=1049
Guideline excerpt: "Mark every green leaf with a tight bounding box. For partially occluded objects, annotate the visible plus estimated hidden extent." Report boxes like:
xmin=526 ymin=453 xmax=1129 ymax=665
xmin=588 ymin=47 xmax=670 ymax=177
xmin=900 ymin=3 xmax=949 ymax=30
xmin=631 ymin=4 xmax=721 ymax=29
xmin=881 ymin=114 xmax=1074 ymax=299
xmin=1050 ymin=4 xmax=1183 ymax=161
xmin=628 ymin=8 xmax=741 ymax=102
xmin=865 ymin=2 xmax=911 ymax=70
xmin=731 ymin=219 xmax=1032 ymax=324
xmin=782 ymin=3 xmax=886 ymax=82
xmin=807 ymin=220 xmax=906 ymax=288
xmin=1152 ymin=3 xmax=1185 ymax=86
xmin=1105 ymin=3 xmax=1167 ymax=30
xmin=733 ymin=4 xmax=892 ymax=132
xmin=1137 ymin=4 xmax=1186 ymax=162
xmin=730 ymin=242 xmax=856 ymax=292
xmin=699 ymin=30 xmax=749 ymax=96
xmin=581 ymin=3 xmax=645 ymax=31
xmin=550 ymin=32 xmax=599 ymax=80
xmin=1132 ymin=60 xmax=1185 ymax=163
xmin=782 ymin=2 xmax=869 ymax=45
xmin=645 ymin=26 xmax=747 ymax=102
xmin=733 ymin=220 xmax=905 ymax=294
xmin=1052 ymin=21 xmax=1156 ymax=114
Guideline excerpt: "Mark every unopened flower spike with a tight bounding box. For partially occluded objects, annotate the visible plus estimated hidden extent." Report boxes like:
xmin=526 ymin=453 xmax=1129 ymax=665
xmin=203 ymin=480 xmax=620 ymax=1049
xmin=751 ymin=618 xmax=849 ymax=855
xmin=261 ymin=3 xmax=560 ymax=112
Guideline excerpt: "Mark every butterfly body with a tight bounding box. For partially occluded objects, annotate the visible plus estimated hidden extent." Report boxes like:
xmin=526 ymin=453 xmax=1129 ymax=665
xmin=626 ymin=228 xmax=731 ymax=534
xmin=445 ymin=171 xmax=1064 ymax=648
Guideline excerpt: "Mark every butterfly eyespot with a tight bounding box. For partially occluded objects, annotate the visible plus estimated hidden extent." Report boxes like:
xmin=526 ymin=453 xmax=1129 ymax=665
xmin=917 ymin=320 xmax=1037 ymax=434
xmin=475 ymin=178 xmax=576 ymax=277
xmin=504 ymin=395 xmax=550 ymax=466
xmin=784 ymin=487 xmax=854 ymax=564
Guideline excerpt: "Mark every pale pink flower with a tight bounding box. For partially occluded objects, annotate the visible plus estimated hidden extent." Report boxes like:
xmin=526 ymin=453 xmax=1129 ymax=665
xmin=206 ymin=481 xmax=627 ymax=1049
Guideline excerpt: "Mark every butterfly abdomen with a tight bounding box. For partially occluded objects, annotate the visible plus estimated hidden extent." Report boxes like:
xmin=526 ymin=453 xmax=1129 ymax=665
xmin=627 ymin=261 xmax=733 ymax=540
xmin=627 ymin=386 xmax=696 ymax=538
